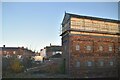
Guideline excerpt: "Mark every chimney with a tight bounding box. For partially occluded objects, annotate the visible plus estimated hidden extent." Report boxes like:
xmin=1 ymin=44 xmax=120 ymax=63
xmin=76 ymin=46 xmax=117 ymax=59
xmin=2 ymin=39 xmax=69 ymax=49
xmin=3 ymin=45 xmax=5 ymax=47
xmin=50 ymin=43 xmax=51 ymax=46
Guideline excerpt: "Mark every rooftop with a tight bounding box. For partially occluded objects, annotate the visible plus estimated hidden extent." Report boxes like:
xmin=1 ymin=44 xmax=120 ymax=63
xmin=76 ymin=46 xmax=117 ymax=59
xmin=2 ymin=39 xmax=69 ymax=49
xmin=62 ymin=13 xmax=120 ymax=25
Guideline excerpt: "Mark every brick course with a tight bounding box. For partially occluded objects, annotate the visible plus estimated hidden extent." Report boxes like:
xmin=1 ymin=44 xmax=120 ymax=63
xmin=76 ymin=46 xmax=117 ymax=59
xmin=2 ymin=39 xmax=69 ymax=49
xmin=61 ymin=13 xmax=120 ymax=78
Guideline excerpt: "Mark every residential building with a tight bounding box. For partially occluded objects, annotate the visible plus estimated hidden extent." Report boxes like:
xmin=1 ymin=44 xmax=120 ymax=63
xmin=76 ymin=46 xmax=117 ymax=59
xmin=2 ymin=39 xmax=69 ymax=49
xmin=61 ymin=13 xmax=120 ymax=78
xmin=43 ymin=44 xmax=62 ymax=58
xmin=40 ymin=48 xmax=46 ymax=57
xmin=1 ymin=45 xmax=35 ymax=59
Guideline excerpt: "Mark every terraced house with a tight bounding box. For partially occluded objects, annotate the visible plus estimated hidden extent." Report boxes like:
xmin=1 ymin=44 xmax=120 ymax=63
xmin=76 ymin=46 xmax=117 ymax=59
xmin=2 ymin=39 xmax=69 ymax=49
xmin=61 ymin=13 xmax=120 ymax=78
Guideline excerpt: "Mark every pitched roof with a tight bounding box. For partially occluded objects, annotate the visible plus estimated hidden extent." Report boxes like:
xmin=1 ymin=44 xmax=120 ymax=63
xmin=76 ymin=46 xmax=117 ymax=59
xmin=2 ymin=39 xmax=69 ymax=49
xmin=63 ymin=13 xmax=120 ymax=24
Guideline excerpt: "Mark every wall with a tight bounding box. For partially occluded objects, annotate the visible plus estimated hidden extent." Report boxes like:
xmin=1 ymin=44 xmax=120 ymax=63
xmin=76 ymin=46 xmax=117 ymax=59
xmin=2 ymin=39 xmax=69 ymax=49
xmin=70 ymin=17 xmax=119 ymax=34
xmin=68 ymin=34 xmax=119 ymax=78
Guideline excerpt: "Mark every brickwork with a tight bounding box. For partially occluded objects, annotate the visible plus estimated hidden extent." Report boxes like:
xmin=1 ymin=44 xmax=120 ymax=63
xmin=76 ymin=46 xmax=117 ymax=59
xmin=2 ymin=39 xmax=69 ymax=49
xmin=2 ymin=46 xmax=35 ymax=58
xmin=61 ymin=13 xmax=120 ymax=78
xmin=68 ymin=34 xmax=118 ymax=78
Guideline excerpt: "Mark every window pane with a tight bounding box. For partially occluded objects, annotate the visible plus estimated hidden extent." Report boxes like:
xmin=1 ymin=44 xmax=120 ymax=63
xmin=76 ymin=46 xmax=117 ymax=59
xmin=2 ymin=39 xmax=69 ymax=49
xmin=87 ymin=61 xmax=92 ymax=66
xmin=99 ymin=46 xmax=103 ymax=51
xmin=86 ymin=46 xmax=91 ymax=51
xmin=76 ymin=61 xmax=80 ymax=67
xmin=76 ymin=45 xmax=80 ymax=51
xmin=100 ymin=61 xmax=104 ymax=66
xmin=119 ymin=47 xmax=120 ymax=51
xmin=109 ymin=46 xmax=112 ymax=51
xmin=13 ymin=51 xmax=16 ymax=54
xmin=110 ymin=61 xmax=113 ymax=66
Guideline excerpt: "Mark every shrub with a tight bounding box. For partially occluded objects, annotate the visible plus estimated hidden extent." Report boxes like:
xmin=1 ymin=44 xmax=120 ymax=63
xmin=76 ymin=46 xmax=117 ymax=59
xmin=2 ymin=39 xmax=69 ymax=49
xmin=10 ymin=59 xmax=24 ymax=73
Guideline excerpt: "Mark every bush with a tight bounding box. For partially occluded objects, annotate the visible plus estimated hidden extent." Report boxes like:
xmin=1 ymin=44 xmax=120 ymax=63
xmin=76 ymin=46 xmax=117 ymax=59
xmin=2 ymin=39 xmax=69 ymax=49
xmin=10 ymin=59 xmax=24 ymax=73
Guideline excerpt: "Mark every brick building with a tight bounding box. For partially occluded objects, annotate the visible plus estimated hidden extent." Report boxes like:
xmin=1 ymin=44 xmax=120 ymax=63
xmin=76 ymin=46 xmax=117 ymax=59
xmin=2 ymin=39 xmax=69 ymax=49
xmin=61 ymin=13 xmax=120 ymax=78
xmin=2 ymin=45 xmax=35 ymax=58
xmin=45 ymin=44 xmax=62 ymax=58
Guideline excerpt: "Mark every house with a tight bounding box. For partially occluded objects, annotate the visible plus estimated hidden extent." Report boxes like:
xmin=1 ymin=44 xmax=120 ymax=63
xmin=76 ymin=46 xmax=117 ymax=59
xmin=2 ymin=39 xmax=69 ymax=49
xmin=61 ymin=13 xmax=120 ymax=78
xmin=40 ymin=48 xmax=46 ymax=57
xmin=1 ymin=45 xmax=35 ymax=59
xmin=45 ymin=44 xmax=62 ymax=58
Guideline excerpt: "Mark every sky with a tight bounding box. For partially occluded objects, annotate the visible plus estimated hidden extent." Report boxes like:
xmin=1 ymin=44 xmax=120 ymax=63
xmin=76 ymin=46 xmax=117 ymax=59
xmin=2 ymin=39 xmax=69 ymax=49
xmin=1 ymin=0 xmax=119 ymax=2
xmin=2 ymin=2 xmax=118 ymax=52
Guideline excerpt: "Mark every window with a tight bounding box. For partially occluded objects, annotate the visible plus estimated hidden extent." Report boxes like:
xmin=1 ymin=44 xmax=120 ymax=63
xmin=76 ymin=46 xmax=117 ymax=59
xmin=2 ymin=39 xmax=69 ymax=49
xmin=87 ymin=61 xmax=92 ymax=66
xmin=100 ymin=61 xmax=104 ymax=66
xmin=99 ymin=46 xmax=103 ymax=51
xmin=52 ymin=52 xmax=56 ymax=55
xmin=7 ymin=52 xmax=9 ymax=54
xmin=118 ymin=47 xmax=120 ymax=51
xmin=110 ymin=61 xmax=113 ymax=66
xmin=76 ymin=45 xmax=80 ymax=51
xmin=4 ymin=51 xmax=6 ymax=54
xmin=13 ymin=51 xmax=16 ymax=54
xmin=76 ymin=61 xmax=80 ymax=67
xmin=108 ymin=46 xmax=112 ymax=51
xmin=86 ymin=46 xmax=91 ymax=51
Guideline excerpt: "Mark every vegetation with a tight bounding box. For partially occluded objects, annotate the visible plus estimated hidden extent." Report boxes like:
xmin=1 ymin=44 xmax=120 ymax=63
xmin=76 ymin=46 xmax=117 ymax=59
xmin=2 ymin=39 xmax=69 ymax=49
xmin=10 ymin=58 xmax=24 ymax=73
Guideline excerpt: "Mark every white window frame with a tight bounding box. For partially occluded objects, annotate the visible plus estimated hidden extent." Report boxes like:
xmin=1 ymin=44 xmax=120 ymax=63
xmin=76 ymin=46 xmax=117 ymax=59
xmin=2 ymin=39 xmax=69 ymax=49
xmin=99 ymin=46 xmax=103 ymax=51
xmin=108 ymin=46 xmax=112 ymax=52
xmin=13 ymin=51 xmax=16 ymax=54
xmin=86 ymin=46 xmax=91 ymax=51
xmin=76 ymin=45 xmax=80 ymax=51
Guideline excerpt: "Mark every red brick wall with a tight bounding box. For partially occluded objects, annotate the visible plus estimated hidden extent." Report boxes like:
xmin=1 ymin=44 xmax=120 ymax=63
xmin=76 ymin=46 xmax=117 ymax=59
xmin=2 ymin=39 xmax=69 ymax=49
xmin=70 ymin=35 xmax=118 ymax=54
xmin=63 ymin=34 xmax=119 ymax=78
